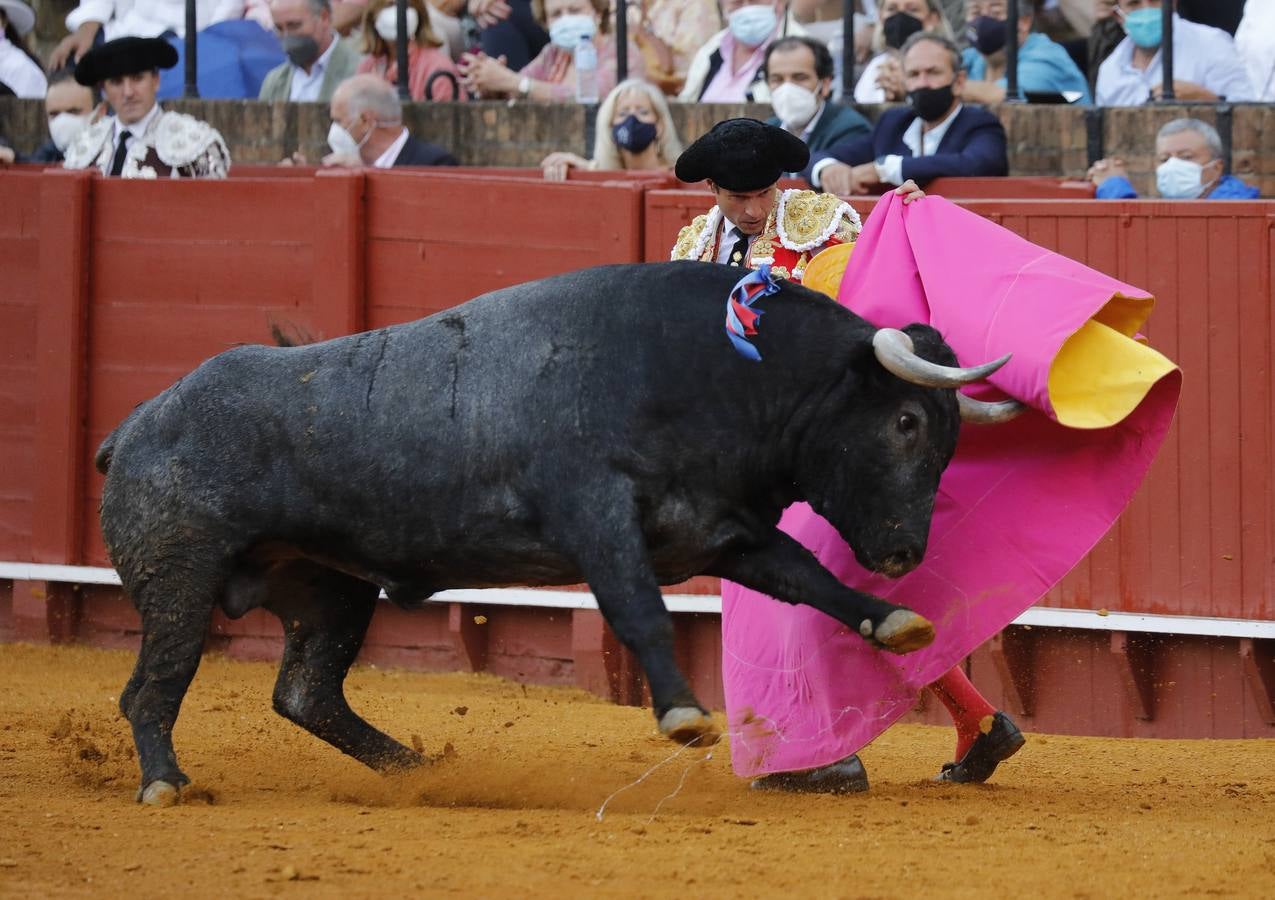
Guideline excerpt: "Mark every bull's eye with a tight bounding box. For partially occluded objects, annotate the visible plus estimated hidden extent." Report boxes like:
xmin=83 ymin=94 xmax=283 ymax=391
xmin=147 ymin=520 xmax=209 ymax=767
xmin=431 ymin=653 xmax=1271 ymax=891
xmin=897 ymin=412 xmax=918 ymax=434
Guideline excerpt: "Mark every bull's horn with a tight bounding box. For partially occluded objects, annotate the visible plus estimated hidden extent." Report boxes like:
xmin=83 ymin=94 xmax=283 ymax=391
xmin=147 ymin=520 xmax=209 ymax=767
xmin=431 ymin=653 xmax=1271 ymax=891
xmin=957 ymin=392 xmax=1027 ymax=424
xmin=872 ymin=328 xmax=1012 ymax=388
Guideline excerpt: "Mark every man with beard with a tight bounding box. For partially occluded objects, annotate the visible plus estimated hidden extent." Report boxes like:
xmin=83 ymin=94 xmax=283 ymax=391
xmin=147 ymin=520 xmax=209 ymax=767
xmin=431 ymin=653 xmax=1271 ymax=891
xmin=804 ymin=32 xmax=1007 ymax=196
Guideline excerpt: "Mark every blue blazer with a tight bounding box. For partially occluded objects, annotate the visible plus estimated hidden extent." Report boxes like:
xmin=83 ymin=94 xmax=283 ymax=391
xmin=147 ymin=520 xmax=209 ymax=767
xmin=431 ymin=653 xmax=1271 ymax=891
xmin=804 ymin=104 xmax=1008 ymax=187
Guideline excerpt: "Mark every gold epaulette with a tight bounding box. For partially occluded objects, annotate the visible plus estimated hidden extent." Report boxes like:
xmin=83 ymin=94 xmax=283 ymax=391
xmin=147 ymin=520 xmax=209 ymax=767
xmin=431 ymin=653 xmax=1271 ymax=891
xmin=671 ymin=212 xmax=715 ymax=261
xmin=777 ymin=189 xmax=862 ymax=251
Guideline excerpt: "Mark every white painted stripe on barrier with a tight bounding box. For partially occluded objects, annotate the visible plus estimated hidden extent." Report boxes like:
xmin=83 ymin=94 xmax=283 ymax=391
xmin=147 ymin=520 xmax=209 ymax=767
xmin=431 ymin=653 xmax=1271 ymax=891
xmin=2 ymin=561 xmax=1272 ymax=637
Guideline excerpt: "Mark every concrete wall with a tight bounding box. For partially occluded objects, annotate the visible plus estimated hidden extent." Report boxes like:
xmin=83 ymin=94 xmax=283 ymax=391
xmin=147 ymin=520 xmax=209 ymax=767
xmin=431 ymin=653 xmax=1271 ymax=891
xmin=3 ymin=97 xmax=1271 ymax=196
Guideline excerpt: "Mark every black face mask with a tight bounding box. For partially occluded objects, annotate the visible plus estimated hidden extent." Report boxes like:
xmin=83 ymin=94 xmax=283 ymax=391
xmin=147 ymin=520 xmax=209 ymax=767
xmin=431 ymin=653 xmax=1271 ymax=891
xmin=283 ymin=34 xmax=321 ymax=69
xmin=882 ymin=11 xmax=924 ymax=50
xmin=967 ymin=15 xmax=1008 ymax=56
xmin=907 ymin=83 xmax=955 ymax=122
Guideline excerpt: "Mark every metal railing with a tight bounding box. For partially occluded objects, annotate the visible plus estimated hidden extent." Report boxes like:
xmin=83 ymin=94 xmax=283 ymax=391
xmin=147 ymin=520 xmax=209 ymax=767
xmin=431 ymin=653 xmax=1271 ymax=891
xmin=174 ymin=0 xmax=1197 ymax=108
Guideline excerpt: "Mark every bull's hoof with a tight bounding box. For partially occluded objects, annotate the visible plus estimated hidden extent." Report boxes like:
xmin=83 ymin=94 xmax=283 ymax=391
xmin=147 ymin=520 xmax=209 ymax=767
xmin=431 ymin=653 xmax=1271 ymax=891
xmin=658 ymin=707 xmax=721 ymax=746
xmin=135 ymin=780 xmax=181 ymax=807
xmin=871 ymin=609 xmax=935 ymax=654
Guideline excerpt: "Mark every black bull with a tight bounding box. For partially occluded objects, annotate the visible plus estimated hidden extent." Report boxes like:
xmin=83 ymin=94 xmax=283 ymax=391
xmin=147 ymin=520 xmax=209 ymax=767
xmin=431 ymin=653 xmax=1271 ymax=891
xmin=95 ymin=261 xmax=1009 ymax=804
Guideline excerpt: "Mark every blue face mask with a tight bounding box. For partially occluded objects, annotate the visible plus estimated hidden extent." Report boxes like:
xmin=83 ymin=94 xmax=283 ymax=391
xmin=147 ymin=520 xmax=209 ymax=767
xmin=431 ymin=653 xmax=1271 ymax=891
xmin=611 ymin=114 xmax=658 ymax=153
xmin=549 ymin=14 xmax=596 ymax=51
xmin=728 ymin=4 xmax=778 ymax=48
xmin=1123 ymin=7 xmax=1163 ymax=49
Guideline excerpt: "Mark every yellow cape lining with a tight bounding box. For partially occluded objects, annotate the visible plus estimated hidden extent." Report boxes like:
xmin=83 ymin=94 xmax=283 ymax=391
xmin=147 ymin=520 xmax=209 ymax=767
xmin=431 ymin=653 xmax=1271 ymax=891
xmin=801 ymin=244 xmax=1175 ymax=429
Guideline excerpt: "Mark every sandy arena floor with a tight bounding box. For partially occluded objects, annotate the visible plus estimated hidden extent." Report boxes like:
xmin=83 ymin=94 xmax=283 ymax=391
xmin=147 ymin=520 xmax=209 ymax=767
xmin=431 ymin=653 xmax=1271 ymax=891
xmin=0 ymin=643 xmax=1272 ymax=898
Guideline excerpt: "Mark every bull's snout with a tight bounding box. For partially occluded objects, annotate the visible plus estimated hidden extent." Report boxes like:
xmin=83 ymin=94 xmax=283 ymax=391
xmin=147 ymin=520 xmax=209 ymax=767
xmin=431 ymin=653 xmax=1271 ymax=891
xmin=873 ymin=545 xmax=923 ymax=578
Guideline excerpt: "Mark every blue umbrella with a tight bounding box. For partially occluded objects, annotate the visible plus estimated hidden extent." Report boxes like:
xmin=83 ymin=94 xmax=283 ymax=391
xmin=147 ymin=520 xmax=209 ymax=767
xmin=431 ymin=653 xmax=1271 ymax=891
xmin=158 ymin=20 xmax=285 ymax=100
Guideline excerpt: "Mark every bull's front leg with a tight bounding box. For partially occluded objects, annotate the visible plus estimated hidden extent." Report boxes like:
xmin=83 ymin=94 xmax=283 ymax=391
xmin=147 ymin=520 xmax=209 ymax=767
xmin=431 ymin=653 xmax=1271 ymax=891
xmin=544 ymin=489 xmax=719 ymax=746
xmin=708 ymin=530 xmax=935 ymax=653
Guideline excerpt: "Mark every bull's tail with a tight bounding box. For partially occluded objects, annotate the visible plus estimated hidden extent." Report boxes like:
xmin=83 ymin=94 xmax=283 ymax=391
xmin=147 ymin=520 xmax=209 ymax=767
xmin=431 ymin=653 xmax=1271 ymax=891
xmin=94 ymin=401 xmax=148 ymax=474
xmin=94 ymin=429 xmax=119 ymax=475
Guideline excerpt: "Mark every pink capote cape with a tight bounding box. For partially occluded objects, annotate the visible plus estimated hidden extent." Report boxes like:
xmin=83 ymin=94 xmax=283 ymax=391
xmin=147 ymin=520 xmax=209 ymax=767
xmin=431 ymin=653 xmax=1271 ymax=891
xmin=721 ymin=194 xmax=1181 ymax=777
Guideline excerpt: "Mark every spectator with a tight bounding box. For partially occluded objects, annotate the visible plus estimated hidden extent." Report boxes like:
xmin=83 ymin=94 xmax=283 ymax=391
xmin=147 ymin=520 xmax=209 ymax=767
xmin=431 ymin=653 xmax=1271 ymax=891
xmin=62 ymin=36 xmax=231 ymax=178
xmin=1235 ymin=0 xmax=1275 ymax=102
xmin=539 ymin=77 xmax=681 ymax=179
xmin=853 ymin=0 xmax=950 ymax=104
xmin=806 ymin=32 xmax=1008 ymax=195
xmin=0 ymin=0 xmax=46 ymax=99
xmin=1087 ymin=0 xmax=1123 ymax=96
xmin=626 ymin=0 xmax=720 ymax=95
xmin=327 ymin=0 xmax=467 ymax=61
xmin=50 ymin=1 xmax=251 ymax=70
xmin=763 ymin=36 xmax=869 ymax=153
xmin=1086 ymin=117 xmax=1260 ymax=200
xmin=27 ymin=69 xmax=102 ymax=164
xmin=677 ymin=0 xmax=808 ymax=103
xmin=458 ymin=0 xmax=644 ymax=102
xmin=1094 ymin=0 xmax=1254 ymax=105
xmin=259 ymin=0 xmax=361 ymax=102
xmin=467 ymin=0 xmax=549 ymax=71
xmin=355 ymin=0 xmax=465 ymax=101
xmin=321 ymin=73 xmax=459 ymax=167
xmin=962 ymin=0 xmax=1091 ymax=104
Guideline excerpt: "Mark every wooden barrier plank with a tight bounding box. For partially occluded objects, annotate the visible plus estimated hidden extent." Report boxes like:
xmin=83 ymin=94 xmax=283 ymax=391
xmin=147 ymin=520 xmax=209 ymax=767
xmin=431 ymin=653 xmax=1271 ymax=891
xmin=90 ymin=179 xmax=314 ymax=243
xmin=33 ymin=170 xmax=92 ymax=566
xmin=1205 ymin=215 xmax=1245 ymax=620
xmin=1237 ymin=218 xmax=1272 ymax=622
xmin=89 ymin=241 xmax=312 ymax=309
xmin=311 ymin=170 xmax=365 ymax=339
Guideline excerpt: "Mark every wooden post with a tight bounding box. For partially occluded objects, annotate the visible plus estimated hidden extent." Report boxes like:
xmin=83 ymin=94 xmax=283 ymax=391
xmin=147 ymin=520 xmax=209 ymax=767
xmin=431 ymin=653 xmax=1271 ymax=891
xmin=1110 ymin=631 xmax=1156 ymax=721
xmin=33 ymin=169 xmax=93 ymax=568
xmin=447 ymin=602 xmax=488 ymax=672
xmin=987 ymin=627 xmax=1035 ymax=717
xmin=312 ymin=169 xmax=365 ymax=339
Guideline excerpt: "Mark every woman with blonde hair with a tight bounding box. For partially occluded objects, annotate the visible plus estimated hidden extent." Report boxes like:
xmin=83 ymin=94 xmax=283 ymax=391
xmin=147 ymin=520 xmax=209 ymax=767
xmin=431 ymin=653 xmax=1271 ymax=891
xmin=460 ymin=0 xmax=644 ymax=102
xmin=356 ymin=0 xmax=466 ymax=101
xmin=540 ymin=78 xmax=681 ymax=179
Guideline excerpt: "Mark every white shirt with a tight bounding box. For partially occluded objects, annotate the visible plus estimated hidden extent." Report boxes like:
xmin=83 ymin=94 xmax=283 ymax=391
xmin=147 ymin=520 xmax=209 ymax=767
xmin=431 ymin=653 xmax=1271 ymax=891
xmin=715 ymin=218 xmax=752 ymax=266
xmin=1235 ymin=0 xmax=1275 ymax=102
xmin=853 ymin=52 xmax=892 ymax=105
xmin=112 ymin=101 xmax=162 ymax=159
xmin=1095 ymin=14 xmax=1256 ymax=106
xmin=288 ymin=34 xmax=339 ymax=102
xmin=372 ymin=127 xmax=410 ymax=169
xmin=67 ymin=0 xmax=245 ymax=40
xmin=0 ymin=32 xmax=47 ymax=99
xmin=810 ymin=101 xmax=963 ymax=190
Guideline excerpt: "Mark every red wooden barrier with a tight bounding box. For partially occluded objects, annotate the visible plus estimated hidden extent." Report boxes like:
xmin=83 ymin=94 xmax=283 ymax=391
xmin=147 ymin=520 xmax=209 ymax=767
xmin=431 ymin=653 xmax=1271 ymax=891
xmin=0 ymin=171 xmax=40 ymax=562
xmin=362 ymin=169 xmax=645 ymax=325
xmin=1 ymin=167 xmax=1273 ymax=740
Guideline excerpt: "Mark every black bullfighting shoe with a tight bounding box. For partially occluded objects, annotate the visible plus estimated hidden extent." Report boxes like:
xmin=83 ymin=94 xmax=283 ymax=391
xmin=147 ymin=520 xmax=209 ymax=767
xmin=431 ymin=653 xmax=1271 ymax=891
xmin=934 ymin=711 xmax=1025 ymax=784
xmin=749 ymin=754 xmax=870 ymax=794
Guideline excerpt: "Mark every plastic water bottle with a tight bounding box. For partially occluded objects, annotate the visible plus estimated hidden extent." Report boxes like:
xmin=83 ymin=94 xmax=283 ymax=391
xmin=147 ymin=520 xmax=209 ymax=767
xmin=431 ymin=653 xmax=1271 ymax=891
xmin=575 ymin=36 xmax=598 ymax=103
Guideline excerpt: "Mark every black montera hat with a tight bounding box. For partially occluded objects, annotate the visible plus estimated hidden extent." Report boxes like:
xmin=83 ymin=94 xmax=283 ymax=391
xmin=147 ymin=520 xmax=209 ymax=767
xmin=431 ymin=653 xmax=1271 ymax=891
xmin=74 ymin=36 xmax=178 ymax=86
xmin=674 ymin=118 xmax=810 ymax=192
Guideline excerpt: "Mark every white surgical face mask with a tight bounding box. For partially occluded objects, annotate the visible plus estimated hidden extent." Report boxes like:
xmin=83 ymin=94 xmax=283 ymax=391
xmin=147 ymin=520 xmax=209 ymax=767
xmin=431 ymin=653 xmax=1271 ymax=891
xmin=770 ymin=82 xmax=819 ymax=131
xmin=49 ymin=111 xmax=91 ymax=152
xmin=374 ymin=5 xmax=419 ymax=43
xmin=548 ymin=14 xmax=596 ymax=51
xmin=327 ymin=119 xmax=370 ymax=158
xmin=1156 ymin=155 xmax=1208 ymax=199
xmin=728 ymin=4 xmax=778 ymax=48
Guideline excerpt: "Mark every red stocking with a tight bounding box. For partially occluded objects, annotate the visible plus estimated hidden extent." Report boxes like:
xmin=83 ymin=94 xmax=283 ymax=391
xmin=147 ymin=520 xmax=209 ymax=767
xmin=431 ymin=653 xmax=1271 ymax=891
xmin=927 ymin=666 xmax=997 ymax=761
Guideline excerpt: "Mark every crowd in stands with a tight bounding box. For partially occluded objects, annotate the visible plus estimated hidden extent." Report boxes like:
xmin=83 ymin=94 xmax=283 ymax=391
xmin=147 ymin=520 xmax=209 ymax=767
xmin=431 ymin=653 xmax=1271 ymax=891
xmin=0 ymin=0 xmax=1269 ymax=198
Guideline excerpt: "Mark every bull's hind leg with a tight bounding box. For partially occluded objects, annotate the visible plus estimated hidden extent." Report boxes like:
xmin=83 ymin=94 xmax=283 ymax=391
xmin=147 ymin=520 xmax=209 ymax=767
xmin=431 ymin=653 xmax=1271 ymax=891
xmin=265 ymin=564 xmax=424 ymax=772
xmin=119 ymin=592 xmax=217 ymax=806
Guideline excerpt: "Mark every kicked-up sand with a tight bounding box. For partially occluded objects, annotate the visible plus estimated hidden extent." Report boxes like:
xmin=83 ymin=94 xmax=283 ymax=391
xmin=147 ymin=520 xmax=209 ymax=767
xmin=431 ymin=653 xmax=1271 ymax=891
xmin=0 ymin=642 xmax=1273 ymax=898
